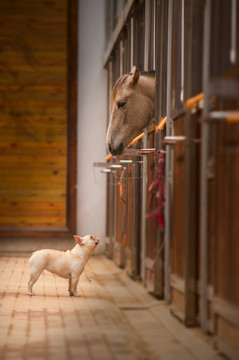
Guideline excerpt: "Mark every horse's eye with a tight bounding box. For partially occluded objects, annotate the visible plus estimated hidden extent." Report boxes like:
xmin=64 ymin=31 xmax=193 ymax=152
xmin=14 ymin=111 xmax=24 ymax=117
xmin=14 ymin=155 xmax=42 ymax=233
xmin=117 ymin=101 xmax=126 ymax=109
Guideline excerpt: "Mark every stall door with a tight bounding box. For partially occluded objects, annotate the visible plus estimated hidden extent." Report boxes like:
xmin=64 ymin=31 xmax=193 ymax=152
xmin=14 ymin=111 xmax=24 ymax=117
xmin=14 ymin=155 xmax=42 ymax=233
xmin=0 ymin=0 xmax=77 ymax=238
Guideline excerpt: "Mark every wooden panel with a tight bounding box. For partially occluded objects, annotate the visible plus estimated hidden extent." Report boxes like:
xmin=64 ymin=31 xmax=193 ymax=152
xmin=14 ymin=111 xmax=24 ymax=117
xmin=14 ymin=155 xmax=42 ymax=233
xmin=171 ymin=116 xmax=186 ymax=279
xmin=145 ymin=130 xmax=164 ymax=296
xmin=0 ymin=0 xmax=76 ymax=236
xmin=114 ymin=165 xmax=125 ymax=267
xmin=170 ymin=112 xmax=200 ymax=325
xmin=146 ymin=131 xmax=157 ymax=260
xmin=210 ymin=99 xmax=239 ymax=359
xmin=215 ymin=121 xmax=239 ymax=306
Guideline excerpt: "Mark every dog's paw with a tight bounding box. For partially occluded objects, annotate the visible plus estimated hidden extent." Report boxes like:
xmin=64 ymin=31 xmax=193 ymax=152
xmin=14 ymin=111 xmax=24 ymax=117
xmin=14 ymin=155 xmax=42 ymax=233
xmin=28 ymin=292 xmax=35 ymax=296
xmin=69 ymin=291 xmax=81 ymax=297
xmin=73 ymin=293 xmax=81 ymax=297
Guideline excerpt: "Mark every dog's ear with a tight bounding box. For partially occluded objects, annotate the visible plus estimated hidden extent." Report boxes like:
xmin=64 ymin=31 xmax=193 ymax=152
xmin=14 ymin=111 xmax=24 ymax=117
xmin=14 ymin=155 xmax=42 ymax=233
xmin=73 ymin=235 xmax=84 ymax=245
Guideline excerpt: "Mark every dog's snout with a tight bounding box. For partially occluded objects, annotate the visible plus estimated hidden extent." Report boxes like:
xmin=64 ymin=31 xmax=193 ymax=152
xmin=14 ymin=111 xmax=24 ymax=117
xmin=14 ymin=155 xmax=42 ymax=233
xmin=90 ymin=235 xmax=99 ymax=245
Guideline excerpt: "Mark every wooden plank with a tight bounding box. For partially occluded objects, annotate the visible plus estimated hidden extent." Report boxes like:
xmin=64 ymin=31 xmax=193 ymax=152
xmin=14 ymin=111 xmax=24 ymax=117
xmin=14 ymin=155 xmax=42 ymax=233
xmin=0 ymin=158 xmax=66 ymax=168
xmin=215 ymin=120 xmax=239 ymax=306
xmin=0 ymin=188 xmax=66 ymax=203
xmin=0 ymin=145 xmax=66 ymax=156
xmin=214 ymin=296 xmax=239 ymax=327
xmin=216 ymin=316 xmax=239 ymax=355
xmin=0 ymin=218 xmax=66 ymax=226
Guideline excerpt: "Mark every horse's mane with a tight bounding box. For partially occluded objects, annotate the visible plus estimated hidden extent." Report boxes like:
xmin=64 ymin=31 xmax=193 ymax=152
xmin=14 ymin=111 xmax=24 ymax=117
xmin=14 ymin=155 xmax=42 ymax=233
xmin=111 ymin=73 xmax=130 ymax=106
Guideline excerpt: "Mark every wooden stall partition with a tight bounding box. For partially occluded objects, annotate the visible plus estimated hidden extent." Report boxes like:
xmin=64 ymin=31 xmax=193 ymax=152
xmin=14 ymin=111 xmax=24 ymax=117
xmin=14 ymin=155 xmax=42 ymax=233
xmin=144 ymin=130 xmax=164 ymax=296
xmin=210 ymin=101 xmax=239 ymax=360
xmin=105 ymin=166 xmax=116 ymax=259
xmin=197 ymin=120 xmax=217 ymax=333
xmin=169 ymin=110 xmax=201 ymax=326
xmin=169 ymin=114 xmax=187 ymax=320
xmin=113 ymin=160 xmax=125 ymax=268
xmin=125 ymin=156 xmax=134 ymax=275
xmin=125 ymin=153 xmax=142 ymax=279
xmin=199 ymin=1 xmax=239 ymax=357
xmin=167 ymin=0 xmax=204 ymax=326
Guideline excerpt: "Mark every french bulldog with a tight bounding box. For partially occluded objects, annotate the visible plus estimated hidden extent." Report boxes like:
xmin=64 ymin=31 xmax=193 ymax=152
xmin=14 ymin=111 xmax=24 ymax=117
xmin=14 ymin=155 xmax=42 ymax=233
xmin=28 ymin=234 xmax=99 ymax=296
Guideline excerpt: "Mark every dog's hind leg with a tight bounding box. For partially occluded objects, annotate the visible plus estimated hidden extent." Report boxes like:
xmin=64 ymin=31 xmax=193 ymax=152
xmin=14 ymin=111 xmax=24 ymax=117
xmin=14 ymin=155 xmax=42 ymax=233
xmin=28 ymin=270 xmax=42 ymax=296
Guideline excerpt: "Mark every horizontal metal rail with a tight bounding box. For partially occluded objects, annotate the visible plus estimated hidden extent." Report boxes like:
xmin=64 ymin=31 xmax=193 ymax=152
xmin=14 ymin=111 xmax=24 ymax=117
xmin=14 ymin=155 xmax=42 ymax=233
xmin=209 ymin=111 xmax=239 ymax=123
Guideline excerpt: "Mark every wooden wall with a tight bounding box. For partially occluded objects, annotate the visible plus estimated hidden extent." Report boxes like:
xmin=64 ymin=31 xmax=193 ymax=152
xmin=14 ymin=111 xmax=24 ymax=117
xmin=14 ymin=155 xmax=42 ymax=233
xmin=0 ymin=0 xmax=76 ymax=236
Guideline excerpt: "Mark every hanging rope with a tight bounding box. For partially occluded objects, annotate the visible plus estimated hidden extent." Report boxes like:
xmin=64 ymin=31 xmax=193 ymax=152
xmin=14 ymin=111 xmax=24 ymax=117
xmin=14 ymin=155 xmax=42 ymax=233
xmin=146 ymin=152 xmax=165 ymax=230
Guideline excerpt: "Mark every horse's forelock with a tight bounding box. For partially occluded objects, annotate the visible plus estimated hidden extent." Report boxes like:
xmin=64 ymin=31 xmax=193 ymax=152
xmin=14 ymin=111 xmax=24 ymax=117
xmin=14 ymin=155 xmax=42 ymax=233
xmin=111 ymin=73 xmax=131 ymax=106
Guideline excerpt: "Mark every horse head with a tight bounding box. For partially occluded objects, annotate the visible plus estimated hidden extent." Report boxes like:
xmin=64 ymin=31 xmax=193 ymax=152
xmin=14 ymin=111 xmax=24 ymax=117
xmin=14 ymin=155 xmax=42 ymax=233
xmin=106 ymin=66 xmax=155 ymax=156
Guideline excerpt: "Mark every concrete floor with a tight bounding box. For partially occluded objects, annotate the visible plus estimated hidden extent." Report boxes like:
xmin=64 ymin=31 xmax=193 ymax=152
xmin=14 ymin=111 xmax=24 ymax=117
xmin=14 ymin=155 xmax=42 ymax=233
xmin=0 ymin=254 xmax=223 ymax=360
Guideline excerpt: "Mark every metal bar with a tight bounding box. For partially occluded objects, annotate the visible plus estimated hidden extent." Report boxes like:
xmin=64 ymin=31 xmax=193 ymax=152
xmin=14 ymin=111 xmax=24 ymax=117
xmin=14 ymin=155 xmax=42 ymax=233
xmin=101 ymin=169 xmax=112 ymax=173
xmin=230 ymin=0 xmax=237 ymax=64
xmin=139 ymin=148 xmax=156 ymax=153
xmin=130 ymin=17 xmax=134 ymax=68
xmin=164 ymin=0 xmax=173 ymax=303
xmin=200 ymin=0 xmax=211 ymax=334
xmin=186 ymin=93 xmax=204 ymax=109
xmin=141 ymin=129 xmax=148 ymax=284
xmin=209 ymin=111 xmax=239 ymax=123
xmin=120 ymin=40 xmax=123 ymax=76
xmin=94 ymin=162 xmax=131 ymax=168
xmin=152 ymin=0 xmax=156 ymax=70
xmin=164 ymin=136 xmax=186 ymax=142
xmin=156 ymin=116 xmax=167 ymax=132
xmin=144 ymin=0 xmax=150 ymax=71
xmin=103 ymin=0 xmax=136 ymax=67
xmin=184 ymin=0 xmax=198 ymax=325
xmin=180 ymin=0 xmax=185 ymax=102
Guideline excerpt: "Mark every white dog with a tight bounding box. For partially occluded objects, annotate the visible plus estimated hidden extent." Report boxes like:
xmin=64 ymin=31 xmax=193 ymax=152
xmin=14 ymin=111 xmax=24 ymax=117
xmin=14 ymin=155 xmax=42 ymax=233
xmin=28 ymin=235 xmax=99 ymax=296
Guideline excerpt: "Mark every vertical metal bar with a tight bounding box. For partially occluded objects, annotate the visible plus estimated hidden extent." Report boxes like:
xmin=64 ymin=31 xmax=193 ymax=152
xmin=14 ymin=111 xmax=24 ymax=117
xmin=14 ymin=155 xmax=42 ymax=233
xmin=184 ymin=0 xmax=198 ymax=326
xmin=201 ymin=0 xmax=211 ymax=334
xmin=144 ymin=0 xmax=150 ymax=71
xmin=164 ymin=0 xmax=173 ymax=303
xmin=180 ymin=0 xmax=185 ymax=102
xmin=130 ymin=17 xmax=134 ymax=68
xmin=230 ymin=0 xmax=237 ymax=64
xmin=141 ymin=129 xmax=148 ymax=284
xmin=152 ymin=0 xmax=156 ymax=70
xmin=120 ymin=40 xmax=123 ymax=76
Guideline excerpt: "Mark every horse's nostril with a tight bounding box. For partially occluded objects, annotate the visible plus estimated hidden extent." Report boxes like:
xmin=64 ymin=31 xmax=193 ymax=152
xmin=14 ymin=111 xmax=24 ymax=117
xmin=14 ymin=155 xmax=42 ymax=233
xmin=108 ymin=142 xmax=124 ymax=156
xmin=118 ymin=143 xmax=123 ymax=155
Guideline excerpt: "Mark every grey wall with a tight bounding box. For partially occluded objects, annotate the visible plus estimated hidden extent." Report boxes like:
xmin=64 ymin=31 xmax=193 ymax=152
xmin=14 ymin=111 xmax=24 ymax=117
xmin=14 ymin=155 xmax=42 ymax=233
xmin=77 ymin=0 xmax=107 ymax=253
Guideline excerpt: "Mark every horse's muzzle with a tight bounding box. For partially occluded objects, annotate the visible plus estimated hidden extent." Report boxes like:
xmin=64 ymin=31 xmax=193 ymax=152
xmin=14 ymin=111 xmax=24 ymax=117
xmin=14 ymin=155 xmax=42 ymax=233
xmin=108 ymin=142 xmax=124 ymax=156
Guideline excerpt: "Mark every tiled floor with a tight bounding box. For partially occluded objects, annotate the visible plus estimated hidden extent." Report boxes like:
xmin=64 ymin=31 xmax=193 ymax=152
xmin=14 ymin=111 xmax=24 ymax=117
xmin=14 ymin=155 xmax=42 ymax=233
xmin=0 ymin=254 xmax=223 ymax=360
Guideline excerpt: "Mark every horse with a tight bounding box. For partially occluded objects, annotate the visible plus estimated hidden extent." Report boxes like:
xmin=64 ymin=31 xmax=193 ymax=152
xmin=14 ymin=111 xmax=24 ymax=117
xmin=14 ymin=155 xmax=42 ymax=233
xmin=106 ymin=66 xmax=155 ymax=156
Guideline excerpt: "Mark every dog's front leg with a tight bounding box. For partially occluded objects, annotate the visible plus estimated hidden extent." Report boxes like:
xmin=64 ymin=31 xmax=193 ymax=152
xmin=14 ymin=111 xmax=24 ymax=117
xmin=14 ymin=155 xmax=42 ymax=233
xmin=68 ymin=277 xmax=72 ymax=296
xmin=70 ymin=275 xmax=80 ymax=297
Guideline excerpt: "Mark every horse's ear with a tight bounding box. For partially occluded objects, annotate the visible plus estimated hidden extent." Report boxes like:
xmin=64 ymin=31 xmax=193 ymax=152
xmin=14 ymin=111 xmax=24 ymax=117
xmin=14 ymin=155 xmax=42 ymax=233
xmin=130 ymin=66 xmax=140 ymax=85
